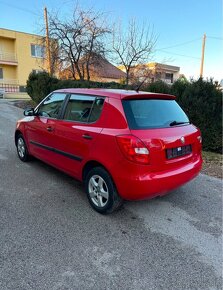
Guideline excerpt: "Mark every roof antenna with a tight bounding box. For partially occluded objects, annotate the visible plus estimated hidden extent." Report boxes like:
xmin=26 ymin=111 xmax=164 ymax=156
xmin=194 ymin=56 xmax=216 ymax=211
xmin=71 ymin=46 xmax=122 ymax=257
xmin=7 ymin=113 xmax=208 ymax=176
xmin=135 ymin=77 xmax=147 ymax=93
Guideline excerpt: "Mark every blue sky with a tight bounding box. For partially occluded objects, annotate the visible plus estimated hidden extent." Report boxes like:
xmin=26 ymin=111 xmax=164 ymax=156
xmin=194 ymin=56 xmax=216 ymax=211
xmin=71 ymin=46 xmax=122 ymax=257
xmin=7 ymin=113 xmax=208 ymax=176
xmin=0 ymin=0 xmax=222 ymax=80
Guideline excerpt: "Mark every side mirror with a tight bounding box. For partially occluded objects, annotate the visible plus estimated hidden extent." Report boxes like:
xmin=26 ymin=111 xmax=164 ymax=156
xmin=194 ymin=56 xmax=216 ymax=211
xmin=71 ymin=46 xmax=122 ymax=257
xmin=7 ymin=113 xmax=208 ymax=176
xmin=24 ymin=108 xmax=35 ymax=116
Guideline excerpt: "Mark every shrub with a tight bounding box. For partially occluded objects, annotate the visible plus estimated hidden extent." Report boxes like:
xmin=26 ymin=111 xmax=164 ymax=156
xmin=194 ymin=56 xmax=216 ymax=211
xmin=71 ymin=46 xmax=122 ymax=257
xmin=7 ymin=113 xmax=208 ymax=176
xmin=27 ymin=72 xmax=128 ymax=104
xmin=52 ymin=79 xmax=127 ymax=91
xmin=143 ymin=78 xmax=222 ymax=153
xmin=143 ymin=80 xmax=171 ymax=94
xmin=26 ymin=73 xmax=222 ymax=153
xmin=26 ymin=71 xmax=59 ymax=103
xmin=178 ymin=78 xmax=222 ymax=153
xmin=171 ymin=77 xmax=190 ymax=102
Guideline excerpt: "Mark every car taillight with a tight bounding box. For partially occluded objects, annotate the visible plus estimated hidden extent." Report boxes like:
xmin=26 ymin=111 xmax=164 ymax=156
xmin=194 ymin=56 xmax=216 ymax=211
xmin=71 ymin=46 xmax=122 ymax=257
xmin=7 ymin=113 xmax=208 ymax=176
xmin=196 ymin=135 xmax=202 ymax=152
xmin=116 ymin=134 xmax=150 ymax=164
xmin=197 ymin=136 xmax=202 ymax=143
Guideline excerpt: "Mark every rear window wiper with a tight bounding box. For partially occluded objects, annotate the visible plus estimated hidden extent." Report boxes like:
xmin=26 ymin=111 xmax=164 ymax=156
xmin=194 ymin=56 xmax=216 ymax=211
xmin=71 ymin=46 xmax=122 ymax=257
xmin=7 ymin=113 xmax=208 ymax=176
xmin=169 ymin=121 xmax=190 ymax=126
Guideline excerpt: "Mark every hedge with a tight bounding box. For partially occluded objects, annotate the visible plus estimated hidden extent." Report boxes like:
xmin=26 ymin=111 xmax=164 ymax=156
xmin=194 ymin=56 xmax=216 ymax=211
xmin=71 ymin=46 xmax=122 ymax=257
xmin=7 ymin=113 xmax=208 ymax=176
xmin=26 ymin=71 xmax=127 ymax=103
xmin=144 ymin=78 xmax=222 ymax=153
xmin=26 ymin=72 xmax=222 ymax=153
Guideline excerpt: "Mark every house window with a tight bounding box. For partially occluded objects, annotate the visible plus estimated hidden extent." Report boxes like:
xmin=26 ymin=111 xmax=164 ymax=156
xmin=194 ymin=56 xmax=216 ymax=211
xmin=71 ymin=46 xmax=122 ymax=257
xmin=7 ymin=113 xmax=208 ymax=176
xmin=155 ymin=72 xmax=162 ymax=79
xmin=31 ymin=44 xmax=45 ymax=58
xmin=165 ymin=73 xmax=173 ymax=83
xmin=0 ymin=68 xmax=3 ymax=79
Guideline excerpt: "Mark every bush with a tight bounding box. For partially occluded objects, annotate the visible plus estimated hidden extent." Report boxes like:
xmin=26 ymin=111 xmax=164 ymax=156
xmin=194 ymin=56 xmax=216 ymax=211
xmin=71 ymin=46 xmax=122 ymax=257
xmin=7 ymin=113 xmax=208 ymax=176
xmin=143 ymin=80 xmax=171 ymax=94
xmin=52 ymin=79 xmax=127 ymax=91
xmin=26 ymin=73 xmax=222 ymax=153
xmin=27 ymin=72 xmax=127 ymax=103
xmin=170 ymin=77 xmax=190 ymax=102
xmin=178 ymin=78 xmax=222 ymax=153
xmin=26 ymin=71 xmax=59 ymax=103
xmin=143 ymin=78 xmax=222 ymax=153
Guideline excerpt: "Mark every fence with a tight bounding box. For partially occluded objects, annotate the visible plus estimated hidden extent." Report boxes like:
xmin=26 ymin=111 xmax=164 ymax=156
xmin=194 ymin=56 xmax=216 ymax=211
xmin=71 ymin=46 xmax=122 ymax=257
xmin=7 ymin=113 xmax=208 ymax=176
xmin=0 ymin=83 xmax=26 ymax=93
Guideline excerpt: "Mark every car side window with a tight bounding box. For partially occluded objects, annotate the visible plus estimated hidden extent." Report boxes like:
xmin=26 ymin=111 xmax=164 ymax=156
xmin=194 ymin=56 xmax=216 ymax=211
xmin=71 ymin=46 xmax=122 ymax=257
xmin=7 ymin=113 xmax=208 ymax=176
xmin=89 ymin=98 xmax=105 ymax=122
xmin=63 ymin=95 xmax=96 ymax=122
xmin=38 ymin=93 xmax=67 ymax=118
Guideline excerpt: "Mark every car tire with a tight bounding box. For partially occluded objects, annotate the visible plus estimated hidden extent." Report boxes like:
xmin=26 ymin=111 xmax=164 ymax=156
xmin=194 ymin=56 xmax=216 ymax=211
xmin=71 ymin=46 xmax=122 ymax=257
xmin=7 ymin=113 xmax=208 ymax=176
xmin=85 ymin=167 xmax=123 ymax=214
xmin=16 ymin=134 xmax=31 ymax=162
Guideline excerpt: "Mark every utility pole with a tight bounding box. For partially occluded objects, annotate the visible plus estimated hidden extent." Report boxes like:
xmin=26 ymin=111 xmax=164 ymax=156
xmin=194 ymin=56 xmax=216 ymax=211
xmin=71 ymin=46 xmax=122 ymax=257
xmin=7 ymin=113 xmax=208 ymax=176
xmin=44 ymin=7 xmax=52 ymax=75
xmin=200 ymin=33 xmax=206 ymax=78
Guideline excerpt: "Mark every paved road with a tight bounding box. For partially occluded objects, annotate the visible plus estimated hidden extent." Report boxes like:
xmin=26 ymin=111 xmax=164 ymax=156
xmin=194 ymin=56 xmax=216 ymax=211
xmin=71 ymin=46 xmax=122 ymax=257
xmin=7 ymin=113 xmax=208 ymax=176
xmin=0 ymin=100 xmax=222 ymax=290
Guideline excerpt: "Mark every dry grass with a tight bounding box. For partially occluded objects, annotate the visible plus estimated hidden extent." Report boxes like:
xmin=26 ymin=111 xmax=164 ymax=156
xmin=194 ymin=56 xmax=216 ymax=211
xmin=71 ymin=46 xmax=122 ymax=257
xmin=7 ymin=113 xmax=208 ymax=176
xmin=202 ymin=151 xmax=222 ymax=179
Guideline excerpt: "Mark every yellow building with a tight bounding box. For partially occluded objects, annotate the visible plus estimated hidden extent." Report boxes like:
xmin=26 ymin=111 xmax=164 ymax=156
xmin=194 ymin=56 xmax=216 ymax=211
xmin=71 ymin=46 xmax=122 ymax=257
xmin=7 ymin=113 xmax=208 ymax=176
xmin=0 ymin=28 xmax=47 ymax=93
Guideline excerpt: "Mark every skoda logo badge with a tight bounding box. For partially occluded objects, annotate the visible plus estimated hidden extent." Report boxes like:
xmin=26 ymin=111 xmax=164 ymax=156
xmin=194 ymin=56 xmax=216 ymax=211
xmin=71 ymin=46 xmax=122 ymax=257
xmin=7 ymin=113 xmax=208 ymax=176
xmin=180 ymin=137 xmax=185 ymax=144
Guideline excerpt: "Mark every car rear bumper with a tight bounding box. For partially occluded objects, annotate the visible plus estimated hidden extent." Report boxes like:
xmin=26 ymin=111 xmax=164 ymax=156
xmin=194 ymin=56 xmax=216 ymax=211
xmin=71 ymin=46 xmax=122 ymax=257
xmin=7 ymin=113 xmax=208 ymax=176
xmin=114 ymin=155 xmax=202 ymax=200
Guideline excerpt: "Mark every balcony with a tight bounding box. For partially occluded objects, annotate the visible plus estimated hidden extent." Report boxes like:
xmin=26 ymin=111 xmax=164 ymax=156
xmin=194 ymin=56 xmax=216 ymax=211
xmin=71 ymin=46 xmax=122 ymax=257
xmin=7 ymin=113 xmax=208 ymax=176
xmin=0 ymin=52 xmax=18 ymax=65
xmin=0 ymin=78 xmax=19 ymax=85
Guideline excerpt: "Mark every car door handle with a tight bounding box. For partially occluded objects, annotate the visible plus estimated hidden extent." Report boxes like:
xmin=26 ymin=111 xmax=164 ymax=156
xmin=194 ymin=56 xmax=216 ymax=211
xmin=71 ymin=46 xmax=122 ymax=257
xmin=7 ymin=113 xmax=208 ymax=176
xmin=46 ymin=126 xmax=54 ymax=132
xmin=82 ymin=134 xmax=93 ymax=140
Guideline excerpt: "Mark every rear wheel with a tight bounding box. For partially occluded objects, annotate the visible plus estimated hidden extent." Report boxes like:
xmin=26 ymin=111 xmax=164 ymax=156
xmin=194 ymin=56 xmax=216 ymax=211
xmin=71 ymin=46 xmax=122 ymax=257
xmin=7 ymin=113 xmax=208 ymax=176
xmin=85 ymin=167 xmax=123 ymax=214
xmin=16 ymin=134 xmax=31 ymax=162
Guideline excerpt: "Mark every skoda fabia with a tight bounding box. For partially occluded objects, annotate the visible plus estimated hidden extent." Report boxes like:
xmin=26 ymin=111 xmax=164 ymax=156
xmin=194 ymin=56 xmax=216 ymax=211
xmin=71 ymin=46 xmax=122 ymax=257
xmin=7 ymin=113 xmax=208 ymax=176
xmin=15 ymin=89 xmax=202 ymax=213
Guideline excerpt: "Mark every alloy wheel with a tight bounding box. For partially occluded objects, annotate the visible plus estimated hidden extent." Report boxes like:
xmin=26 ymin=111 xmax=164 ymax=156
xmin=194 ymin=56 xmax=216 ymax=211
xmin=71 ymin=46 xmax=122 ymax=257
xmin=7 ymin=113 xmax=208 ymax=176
xmin=17 ymin=137 xmax=26 ymax=158
xmin=88 ymin=175 xmax=109 ymax=207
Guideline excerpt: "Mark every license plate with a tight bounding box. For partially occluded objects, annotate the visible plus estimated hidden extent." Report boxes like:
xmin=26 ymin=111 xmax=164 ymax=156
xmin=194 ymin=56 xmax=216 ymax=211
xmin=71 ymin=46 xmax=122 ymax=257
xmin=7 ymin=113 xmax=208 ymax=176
xmin=166 ymin=145 xmax=192 ymax=159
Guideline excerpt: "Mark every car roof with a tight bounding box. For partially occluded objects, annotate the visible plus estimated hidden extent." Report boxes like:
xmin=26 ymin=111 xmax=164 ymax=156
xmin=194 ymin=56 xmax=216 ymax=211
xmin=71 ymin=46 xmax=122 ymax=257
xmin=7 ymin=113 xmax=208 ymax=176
xmin=53 ymin=88 xmax=175 ymax=100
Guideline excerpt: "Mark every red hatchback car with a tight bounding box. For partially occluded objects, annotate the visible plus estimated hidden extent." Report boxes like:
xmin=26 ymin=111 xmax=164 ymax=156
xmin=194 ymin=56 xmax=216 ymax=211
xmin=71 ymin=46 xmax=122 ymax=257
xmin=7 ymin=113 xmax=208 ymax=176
xmin=15 ymin=89 xmax=202 ymax=213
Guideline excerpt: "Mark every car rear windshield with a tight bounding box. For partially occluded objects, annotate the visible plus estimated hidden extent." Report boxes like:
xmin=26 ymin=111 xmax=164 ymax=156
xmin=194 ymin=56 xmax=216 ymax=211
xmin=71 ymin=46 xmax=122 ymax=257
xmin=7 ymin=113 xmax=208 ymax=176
xmin=122 ymin=99 xmax=189 ymax=129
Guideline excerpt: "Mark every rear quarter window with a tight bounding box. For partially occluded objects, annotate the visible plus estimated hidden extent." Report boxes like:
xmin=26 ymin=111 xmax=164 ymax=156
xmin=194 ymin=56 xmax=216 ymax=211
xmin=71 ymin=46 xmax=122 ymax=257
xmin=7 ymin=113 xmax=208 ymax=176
xmin=63 ymin=94 xmax=104 ymax=123
xmin=122 ymin=99 xmax=189 ymax=129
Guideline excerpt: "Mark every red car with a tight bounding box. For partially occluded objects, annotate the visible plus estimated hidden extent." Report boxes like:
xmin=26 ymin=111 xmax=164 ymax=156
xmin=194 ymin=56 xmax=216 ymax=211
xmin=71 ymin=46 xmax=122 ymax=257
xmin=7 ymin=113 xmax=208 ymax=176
xmin=15 ymin=89 xmax=202 ymax=213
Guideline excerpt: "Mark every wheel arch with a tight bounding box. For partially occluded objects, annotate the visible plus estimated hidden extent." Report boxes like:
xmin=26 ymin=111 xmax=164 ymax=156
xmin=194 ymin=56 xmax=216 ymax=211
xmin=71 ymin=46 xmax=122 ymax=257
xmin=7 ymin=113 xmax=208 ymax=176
xmin=83 ymin=160 xmax=123 ymax=213
xmin=82 ymin=160 xmax=112 ymax=183
xmin=15 ymin=130 xmax=23 ymax=145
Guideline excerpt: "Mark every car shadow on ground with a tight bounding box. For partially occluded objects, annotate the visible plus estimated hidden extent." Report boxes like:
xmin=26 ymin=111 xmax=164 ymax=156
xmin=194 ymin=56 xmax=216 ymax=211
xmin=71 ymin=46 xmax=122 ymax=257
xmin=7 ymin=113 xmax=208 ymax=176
xmin=25 ymin=157 xmax=182 ymax=218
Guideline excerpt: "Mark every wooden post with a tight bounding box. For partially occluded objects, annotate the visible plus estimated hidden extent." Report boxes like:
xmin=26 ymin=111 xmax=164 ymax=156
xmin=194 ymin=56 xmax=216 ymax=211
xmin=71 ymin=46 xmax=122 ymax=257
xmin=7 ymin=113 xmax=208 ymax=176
xmin=200 ymin=33 xmax=206 ymax=78
xmin=44 ymin=7 xmax=52 ymax=75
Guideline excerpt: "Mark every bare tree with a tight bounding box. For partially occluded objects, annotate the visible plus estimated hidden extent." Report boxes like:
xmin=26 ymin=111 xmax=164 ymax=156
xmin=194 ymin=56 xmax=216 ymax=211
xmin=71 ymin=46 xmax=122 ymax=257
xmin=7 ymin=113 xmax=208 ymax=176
xmin=48 ymin=6 xmax=109 ymax=81
xmin=82 ymin=16 xmax=110 ymax=81
xmin=129 ymin=64 xmax=154 ymax=89
xmin=112 ymin=19 xmax=157 ymax=86
xmin=31 ymin=34 xmax=59 ymax=77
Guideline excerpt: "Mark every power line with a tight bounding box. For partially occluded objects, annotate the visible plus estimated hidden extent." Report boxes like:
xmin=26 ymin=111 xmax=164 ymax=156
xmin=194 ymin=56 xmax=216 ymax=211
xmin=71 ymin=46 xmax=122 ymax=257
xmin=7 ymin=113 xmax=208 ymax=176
xmin=157 ymin=49 xmax=200 ymax=60
xmin=207 ymin=36 xmax=223 ymax=40
xmin=0 ymin=2 xmax=220 ymax=62
xmin=157 ymin=37 xmax=202 ymax=51
xmin=155 ymin=37 xmax=202 ymax=60
xmin=0 ymin=1 xmax=40 ymax=16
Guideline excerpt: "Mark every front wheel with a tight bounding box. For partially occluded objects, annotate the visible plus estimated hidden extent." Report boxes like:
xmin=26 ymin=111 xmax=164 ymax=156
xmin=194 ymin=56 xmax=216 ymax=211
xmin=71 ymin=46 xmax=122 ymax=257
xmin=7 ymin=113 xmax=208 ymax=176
xmin=16 ymin=134 xmax=31 ymax=162
xmin=85 ymin=167 xmax=123 ymax=214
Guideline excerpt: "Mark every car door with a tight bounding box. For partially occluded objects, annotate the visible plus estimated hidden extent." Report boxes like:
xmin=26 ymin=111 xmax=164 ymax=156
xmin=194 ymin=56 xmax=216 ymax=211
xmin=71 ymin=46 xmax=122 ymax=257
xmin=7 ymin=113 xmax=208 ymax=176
xmin=52 ymin=94 xmax=105 ymax=178
xmin=25 ymin=92 xmax=68 ymax=165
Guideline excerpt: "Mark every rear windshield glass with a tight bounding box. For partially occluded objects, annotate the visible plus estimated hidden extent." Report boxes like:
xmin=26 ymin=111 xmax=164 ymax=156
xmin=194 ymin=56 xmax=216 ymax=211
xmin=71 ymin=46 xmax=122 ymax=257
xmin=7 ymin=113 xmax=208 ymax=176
xmin=122 ymin=99 xmax=189 ymax=129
